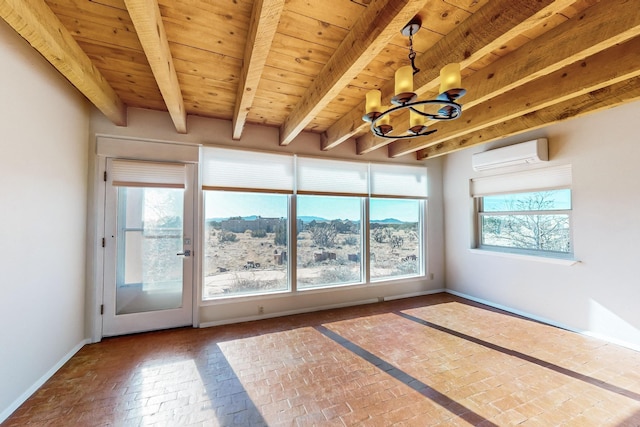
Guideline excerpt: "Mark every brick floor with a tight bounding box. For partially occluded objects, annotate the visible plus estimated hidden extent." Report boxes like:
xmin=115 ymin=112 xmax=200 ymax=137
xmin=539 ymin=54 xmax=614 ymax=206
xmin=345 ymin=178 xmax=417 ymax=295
xmin=3 ymin=293 xmax=640 ymax=426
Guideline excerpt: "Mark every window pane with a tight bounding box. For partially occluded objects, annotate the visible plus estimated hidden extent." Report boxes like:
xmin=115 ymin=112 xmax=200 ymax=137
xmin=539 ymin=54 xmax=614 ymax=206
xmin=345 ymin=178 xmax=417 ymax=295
xmin=116 ymin=187 xmax=184 ymax=314
xmin=481 ymin=214 xmax=571 ymax=253
xmin=370 ymin=198 xmax=422 ymax=280
xmin=483 ymin=189 xmax=571 ymax=212
xmin=297 ymin=195 xmax=362 ymax=289
xmin=203 ymin=191 xmax=289 ymax=299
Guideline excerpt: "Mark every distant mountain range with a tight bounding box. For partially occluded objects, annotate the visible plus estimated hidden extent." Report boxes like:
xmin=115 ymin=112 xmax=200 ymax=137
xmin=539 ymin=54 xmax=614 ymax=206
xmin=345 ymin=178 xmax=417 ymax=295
xmin=207 ymin=215 xmax=405 ymax=223
xmin=371 ymin=218 xmax=403 ymax=224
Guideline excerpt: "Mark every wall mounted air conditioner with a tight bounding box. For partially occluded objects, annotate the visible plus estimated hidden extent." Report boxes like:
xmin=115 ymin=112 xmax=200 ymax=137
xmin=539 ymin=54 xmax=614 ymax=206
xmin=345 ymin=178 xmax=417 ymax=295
xmin=472 ymin=138 xmax=548 ymax=171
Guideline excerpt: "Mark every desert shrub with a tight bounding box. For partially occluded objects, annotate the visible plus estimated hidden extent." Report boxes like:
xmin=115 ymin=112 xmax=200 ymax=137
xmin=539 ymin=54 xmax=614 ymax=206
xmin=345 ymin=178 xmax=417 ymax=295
xmin=342 ymin=236 xmax=358 ymax=246
xmin=390 ymin=235 xmax=404 ymax=249
xmin=319 ymin=265 xmax=359 ymax=284
xmin=274 ymin=221 xmax=287 ymax=246
xmin=372 ymin=227 xmax=393 ymax=243
xmin=310 ymin=224 xmax=337 ymax=247
xmin=218 ymin=230 xmax=237 ymax=243
xmin=225 ymin=274 xmax=284 ymax=294
xmin=393 ymin=259 xmax=418 ymax=276
xmin=251 ymin=229 xmax=267 ymax=238
xmin=372 ymin=229 xmax=385 ymax=243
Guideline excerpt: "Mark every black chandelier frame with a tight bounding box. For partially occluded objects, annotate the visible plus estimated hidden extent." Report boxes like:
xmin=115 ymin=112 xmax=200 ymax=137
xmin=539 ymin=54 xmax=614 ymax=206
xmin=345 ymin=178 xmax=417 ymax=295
xmin=364 ymin=96 xmax=463 ymax=139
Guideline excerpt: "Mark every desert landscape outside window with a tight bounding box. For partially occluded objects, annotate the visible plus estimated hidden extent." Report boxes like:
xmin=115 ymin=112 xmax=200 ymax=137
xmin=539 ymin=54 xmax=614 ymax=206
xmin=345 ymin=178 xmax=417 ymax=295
xmin=296 ymin=195 xmax=363 ymax=289
xmin=203 ymin=191 xmax=289 ymax=299
xmin=370 ymin=198 xmax=423 ymax=281
xmin=479 ymin=189 xmax=572 ymax=256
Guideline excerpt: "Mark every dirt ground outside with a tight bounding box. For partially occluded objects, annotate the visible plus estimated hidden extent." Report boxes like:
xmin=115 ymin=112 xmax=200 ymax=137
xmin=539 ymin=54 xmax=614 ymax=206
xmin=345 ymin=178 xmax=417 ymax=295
xmin=203 ymin=224 xmax=420 ymax=299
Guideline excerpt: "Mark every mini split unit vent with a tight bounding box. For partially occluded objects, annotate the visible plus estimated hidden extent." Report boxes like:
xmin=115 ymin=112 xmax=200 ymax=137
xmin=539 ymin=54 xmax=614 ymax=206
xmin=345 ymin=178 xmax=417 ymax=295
xmin=472 ymin=138 xmax=548 ymax=171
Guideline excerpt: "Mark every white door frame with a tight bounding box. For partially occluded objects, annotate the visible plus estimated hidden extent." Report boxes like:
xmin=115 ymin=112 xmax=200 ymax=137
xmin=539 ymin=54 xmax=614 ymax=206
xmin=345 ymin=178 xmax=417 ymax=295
xmin=102 ymin=159 xmax=195 ymax=336
xmin=91 ymin=136 xmax=200 ymax=341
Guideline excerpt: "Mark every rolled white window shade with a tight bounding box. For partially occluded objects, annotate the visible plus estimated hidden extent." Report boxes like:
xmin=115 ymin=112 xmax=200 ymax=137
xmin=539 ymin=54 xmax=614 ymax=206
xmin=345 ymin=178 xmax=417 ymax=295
xmin=470 ymin=164 xmax=572 ymax=197
xmin=202 ymin=147 xmax=294 ymax=192
xmin=110 ymin=159 xmax=186 ymax=188
xmin=296 ymin=157 xmax=369 ymax=195
xmin=370 ymin=163 xmax=428 ymax=198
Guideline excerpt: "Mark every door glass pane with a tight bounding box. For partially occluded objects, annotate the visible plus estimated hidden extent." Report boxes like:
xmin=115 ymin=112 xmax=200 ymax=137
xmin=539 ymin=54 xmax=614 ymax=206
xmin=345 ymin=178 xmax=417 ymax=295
xmin=116 ymin=187 xmax=184 ymax=314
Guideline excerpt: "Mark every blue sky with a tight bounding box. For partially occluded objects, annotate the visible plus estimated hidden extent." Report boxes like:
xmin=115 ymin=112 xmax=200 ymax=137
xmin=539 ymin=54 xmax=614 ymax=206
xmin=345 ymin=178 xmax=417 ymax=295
xmin=205 ymin=192 xmax=420 ymax=222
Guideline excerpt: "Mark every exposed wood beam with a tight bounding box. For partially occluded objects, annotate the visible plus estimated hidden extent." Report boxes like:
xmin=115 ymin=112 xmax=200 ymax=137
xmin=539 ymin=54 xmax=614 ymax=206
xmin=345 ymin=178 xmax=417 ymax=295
xmin=364 ymin=0 xmax=640 ymax=156
xmin=124 ymin=0 xmax=186 ymax=133
xmin=321 ymin=0 xmax=571 ymax=151
xmin=0 ymin=0 xmax=126 ymax=125
xmin=389 ymin=35 xmax=640 ymax=158
xmin=233 ymin=0 xmax=285 ymax=140
xmin=278 ymin=0 xmax=428 ymax=146
xmin=417 ymin=76 xmax=640 ymax=160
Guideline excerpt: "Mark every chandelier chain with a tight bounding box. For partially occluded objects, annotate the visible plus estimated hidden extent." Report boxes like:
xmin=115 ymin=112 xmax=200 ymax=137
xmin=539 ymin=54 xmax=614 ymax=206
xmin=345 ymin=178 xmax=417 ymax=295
xmin=408 ymin=32 xmax=419 ymax=75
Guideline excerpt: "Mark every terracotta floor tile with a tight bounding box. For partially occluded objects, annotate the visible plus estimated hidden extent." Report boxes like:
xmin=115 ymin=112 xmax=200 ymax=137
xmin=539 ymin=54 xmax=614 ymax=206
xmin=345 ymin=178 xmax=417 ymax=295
xmin=3 ymin=293 xmax=640 ymax=426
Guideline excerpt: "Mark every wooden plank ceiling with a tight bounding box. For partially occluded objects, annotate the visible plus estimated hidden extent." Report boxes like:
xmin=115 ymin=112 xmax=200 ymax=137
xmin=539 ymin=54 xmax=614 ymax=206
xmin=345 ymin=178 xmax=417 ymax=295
xmin=2 ymin=0 xmax=639 ymax=160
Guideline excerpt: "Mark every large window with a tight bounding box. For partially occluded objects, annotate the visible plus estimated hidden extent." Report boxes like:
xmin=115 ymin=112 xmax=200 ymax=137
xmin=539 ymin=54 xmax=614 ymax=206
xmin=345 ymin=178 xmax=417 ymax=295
xmin=201 ymin=147 xmax=428 ymax=300
xmin=297 ymin=195 xmax=363 ymax=289
xmin=472 ymin=165 xmax=573 ymax=258
xmin=370 ymin=198 xmax=422 ymax=280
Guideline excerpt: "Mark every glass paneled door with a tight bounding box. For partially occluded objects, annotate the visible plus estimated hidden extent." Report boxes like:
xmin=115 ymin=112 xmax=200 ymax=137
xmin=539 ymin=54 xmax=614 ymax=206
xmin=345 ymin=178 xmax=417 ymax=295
xmin=102 ymin=159 xmax=195 ymax=336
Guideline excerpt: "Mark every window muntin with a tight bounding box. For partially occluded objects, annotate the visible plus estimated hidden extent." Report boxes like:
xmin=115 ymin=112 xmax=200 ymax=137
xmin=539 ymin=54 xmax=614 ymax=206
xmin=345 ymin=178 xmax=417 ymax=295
xmin=370 ymin=198 xmax=423 ymax=280
xmin=478 ymin=189 xmax=572 ymax=256
xmin=296 ymin=195 xmax=363 ymax=289
xmin=203 ymin=191 xmax=289 ymax=299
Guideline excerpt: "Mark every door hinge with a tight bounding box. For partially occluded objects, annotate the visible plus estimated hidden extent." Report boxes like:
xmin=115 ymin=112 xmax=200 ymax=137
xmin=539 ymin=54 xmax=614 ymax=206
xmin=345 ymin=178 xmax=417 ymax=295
xmin=102 ymin=237 xmax=106 ymax=248
xmin=100 ymin=304 xmax=104 ymax=315
xmin=104 ymin=171 xmax=107 ymax=182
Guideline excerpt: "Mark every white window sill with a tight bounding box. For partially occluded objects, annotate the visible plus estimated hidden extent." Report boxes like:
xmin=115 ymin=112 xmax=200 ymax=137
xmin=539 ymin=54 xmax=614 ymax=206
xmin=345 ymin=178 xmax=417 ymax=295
xmin=468 ymin=248 xmax=580 ymax=266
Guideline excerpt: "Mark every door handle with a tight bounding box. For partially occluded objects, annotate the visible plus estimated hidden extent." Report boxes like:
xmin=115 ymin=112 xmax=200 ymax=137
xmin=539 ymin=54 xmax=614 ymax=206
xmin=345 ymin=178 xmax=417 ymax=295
xmin=177 ymin=250 xmax=191 ymax=257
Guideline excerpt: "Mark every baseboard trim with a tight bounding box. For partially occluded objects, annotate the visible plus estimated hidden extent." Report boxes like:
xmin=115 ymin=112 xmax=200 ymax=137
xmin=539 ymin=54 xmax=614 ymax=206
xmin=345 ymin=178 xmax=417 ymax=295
xmin=200 ymin=298 xmax=379 ymax=328
xmin=383 ymin=288 xmax=445 ymax=302
xmin=0 ymin=339 xmax=90 ymax=424
xmin=200 ymin=289 xmax=446 ymax=328
xmin=446 ymin=290 xmax=640 ymax=353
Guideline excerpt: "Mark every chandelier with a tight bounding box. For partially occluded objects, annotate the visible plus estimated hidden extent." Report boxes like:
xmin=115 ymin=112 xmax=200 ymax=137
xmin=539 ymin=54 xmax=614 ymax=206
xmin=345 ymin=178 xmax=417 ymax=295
xmin=362 ymin=17 xmax=466 ymax=139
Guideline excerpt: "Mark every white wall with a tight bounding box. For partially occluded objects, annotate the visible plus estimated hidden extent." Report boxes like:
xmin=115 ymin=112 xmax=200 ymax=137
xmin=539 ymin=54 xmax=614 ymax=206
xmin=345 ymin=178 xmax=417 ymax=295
xmin=0 ymin=21 xmax=90 ymax=420
xmin=443 ymin=100 xmax=640 ymax=350
xmin=90 ymin=108 xmax=445 ymax=328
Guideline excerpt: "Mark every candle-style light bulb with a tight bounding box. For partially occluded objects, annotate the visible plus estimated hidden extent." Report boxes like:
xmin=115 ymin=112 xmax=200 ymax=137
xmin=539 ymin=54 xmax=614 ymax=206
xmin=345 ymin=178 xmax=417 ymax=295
xmin=365 ymin=90 xmax=381 ymax=115
xmin=439 ymin=63 xmax=461 ymax=94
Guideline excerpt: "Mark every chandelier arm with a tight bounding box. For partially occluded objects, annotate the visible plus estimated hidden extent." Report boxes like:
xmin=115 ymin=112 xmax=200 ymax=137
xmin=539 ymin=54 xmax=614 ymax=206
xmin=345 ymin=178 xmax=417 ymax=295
xmin=370 ymin=100 xmax=462 ymax=123
xmin=371 ymin=125 xmax=438 ymax=139
xmin=368 ymin=99 xmax=464 ymax=139
xmin=407 ymin=100 xmax=463 ymax=120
